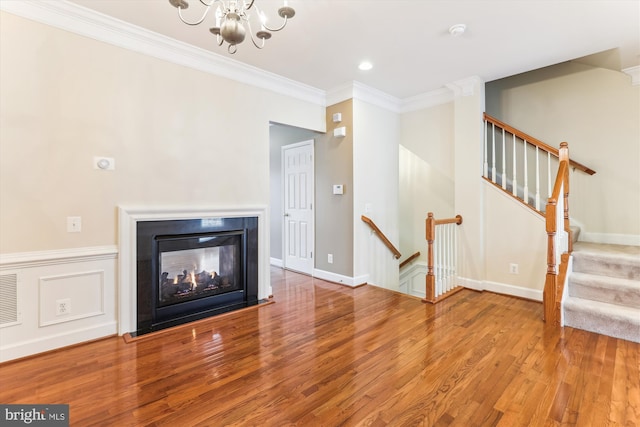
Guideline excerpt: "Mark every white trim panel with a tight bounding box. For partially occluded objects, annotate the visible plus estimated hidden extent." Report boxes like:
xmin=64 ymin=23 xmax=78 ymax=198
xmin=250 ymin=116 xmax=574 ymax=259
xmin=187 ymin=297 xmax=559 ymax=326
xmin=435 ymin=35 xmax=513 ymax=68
xmin=118 ymin=205 xmax=270 ymax=335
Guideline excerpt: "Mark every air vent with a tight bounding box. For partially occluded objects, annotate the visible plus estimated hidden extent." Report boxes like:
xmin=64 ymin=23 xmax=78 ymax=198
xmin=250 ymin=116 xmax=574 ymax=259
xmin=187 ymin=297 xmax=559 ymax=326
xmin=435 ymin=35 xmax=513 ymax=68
xmin=0 ymin=273 xmax=18 ymax=326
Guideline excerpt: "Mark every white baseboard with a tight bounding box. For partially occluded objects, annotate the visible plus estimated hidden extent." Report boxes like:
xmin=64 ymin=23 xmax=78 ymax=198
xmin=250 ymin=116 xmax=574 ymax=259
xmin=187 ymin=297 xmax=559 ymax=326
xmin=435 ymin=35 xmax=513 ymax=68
xmin=579 ymin=232 xmax=640 ymax=246
xmin=270 ymin=257 xmax=283 ymax=268
xmin=482 ymin=280 xmax=543 ymax=301
xmin=457 ymin=277 xmax=542 ymax=301
xmin=313 ymin=269 xmax=368 ymax=287
xmin=0 ymin=321 xmax=117 ymax=363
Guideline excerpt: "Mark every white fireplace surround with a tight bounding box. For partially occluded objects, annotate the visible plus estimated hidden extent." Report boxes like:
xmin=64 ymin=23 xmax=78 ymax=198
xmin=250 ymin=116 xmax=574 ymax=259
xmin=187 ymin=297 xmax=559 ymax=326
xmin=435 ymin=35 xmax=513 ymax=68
xmin=118 ymin=205 xmax=270 ymax=335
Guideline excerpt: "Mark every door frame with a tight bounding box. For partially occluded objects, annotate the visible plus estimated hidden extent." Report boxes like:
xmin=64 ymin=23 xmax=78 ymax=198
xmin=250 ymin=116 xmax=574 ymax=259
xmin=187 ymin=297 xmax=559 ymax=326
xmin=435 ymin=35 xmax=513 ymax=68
xmin=281 ymin=139 xmax=315 ymax=275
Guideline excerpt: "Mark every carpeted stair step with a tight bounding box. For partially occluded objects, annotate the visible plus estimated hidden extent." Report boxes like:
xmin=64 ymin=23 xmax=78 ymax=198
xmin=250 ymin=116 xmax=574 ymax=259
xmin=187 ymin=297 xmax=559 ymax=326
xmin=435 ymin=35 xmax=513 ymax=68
xmin=572 ymin=242 xmax=640 ymax=280
xmin=563 ymin=296 xmax=640 ymax=343
xmin=568 ymin=272 xmax=640 ymax=309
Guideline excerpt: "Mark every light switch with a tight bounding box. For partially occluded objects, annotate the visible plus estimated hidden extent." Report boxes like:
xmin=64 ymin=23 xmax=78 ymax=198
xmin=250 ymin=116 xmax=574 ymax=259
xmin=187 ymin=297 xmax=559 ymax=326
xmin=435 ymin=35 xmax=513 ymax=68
xmin=333 ymin=184 xmax=344 ymax=195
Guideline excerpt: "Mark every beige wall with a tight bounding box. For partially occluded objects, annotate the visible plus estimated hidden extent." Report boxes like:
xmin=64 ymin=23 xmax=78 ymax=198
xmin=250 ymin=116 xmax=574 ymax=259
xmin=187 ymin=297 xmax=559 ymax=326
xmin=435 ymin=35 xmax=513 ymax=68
xmin=314 ymin=100 xmax=354 ymax=276
xmin=399 ymin=102 xmax=455 ymax=262
xmin=0 ymin=12 xmax=324 ymax=254
xmin=486 ymin=63 xmax=640 ymax=240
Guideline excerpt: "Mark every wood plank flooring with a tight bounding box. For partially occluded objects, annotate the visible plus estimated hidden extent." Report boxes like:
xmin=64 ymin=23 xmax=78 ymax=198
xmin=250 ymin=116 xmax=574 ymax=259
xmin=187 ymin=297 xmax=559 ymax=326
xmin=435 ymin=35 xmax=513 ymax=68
xmin=1 ymin=267 xmax=638 ymax=426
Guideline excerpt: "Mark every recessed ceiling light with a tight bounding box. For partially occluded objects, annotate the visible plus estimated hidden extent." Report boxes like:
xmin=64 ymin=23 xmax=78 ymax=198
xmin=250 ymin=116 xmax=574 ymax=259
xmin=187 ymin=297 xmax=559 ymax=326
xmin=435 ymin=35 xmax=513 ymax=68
xmin=449 ymin=24 xmax=466 ymax=37
xmin=358 ymin=61 xmax=373 ymax=71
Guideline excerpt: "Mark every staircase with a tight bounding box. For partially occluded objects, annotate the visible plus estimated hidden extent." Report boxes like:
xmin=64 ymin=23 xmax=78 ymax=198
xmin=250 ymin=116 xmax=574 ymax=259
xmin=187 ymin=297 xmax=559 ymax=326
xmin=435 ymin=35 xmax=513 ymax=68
xmin=563 ymin=242 xmax=640 ymax=343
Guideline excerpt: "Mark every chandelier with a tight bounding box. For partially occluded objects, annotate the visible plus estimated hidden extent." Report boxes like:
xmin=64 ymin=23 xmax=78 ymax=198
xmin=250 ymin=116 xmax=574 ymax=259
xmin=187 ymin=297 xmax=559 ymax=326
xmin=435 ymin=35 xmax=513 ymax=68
xmin=168 ymin=0 xmax=295 ymax=54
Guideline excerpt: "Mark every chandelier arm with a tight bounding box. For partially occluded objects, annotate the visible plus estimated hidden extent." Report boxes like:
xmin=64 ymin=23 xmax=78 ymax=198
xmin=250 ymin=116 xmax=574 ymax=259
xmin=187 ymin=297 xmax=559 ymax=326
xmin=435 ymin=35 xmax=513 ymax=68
xmin=198 ymin=0 xmax=218 ymax=6
xmin=246 ymin=21 xmax=267 ymax=49
xmin=243 ymin=0 xmax=256 ymax=11
xmin=249 ymin=34 xmax=266 ymax=49
xmin=262 ymin=16 xmax=288 ymax=32
xmin=177 ymin=5 xmax=212 ymax=26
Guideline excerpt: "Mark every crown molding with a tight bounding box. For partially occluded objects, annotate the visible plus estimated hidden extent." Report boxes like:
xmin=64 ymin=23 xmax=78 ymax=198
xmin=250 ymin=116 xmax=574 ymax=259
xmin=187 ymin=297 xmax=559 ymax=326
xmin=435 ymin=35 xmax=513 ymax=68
xmin=445 ymin=76 xmax=484 ymax=97
xmin=326 ymin=81 xmax=402 ymax=113
xmin=622 ymin=66 xmax=640 ymax=86
xmin=400 ymin=87 xmax=455 ymax=113
xmin=0 ymin=0 xmax=326 ymax=106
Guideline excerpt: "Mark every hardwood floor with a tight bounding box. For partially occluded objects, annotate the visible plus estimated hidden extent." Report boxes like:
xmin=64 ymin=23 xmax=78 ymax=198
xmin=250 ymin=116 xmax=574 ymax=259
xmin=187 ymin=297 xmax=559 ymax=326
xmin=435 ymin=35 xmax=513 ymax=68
xmin=1 ymin=267 xmax=638 ymax=426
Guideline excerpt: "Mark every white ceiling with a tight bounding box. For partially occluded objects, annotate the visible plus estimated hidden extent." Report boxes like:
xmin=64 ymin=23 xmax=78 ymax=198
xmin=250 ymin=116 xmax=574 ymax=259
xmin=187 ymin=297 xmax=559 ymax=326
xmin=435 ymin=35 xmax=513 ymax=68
xmin=68 ymin=0 xmax=640 ymax=99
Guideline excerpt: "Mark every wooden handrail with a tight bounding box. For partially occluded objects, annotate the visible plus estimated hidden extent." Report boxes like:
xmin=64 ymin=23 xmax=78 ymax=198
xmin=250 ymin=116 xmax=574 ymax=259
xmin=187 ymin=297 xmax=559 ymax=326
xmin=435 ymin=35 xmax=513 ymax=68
xmin=399 ymin=251 xmax=420 ymax=269
xmin=484 ymin=113 xmax=596 ymax=175
xmin=361 ymin=215 xmax=401 ymax=259
xmin=424 ymin=213 xmax=463 ymax=304
xmin=543 ymin=142 xmax=572 ymax=325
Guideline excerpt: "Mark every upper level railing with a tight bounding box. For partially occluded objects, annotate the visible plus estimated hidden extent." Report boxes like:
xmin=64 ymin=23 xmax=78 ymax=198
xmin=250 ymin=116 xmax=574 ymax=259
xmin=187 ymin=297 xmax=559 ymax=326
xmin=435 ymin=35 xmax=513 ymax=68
xmin=544 ymin=142 xmax=572 ymax=325
xmin=424 ymin=213 xmax=463 ymax=304
xmin=483 ymin=113 xmax=595 ymax=213
xmin=361 ymin=215 xmax=401 ymax=259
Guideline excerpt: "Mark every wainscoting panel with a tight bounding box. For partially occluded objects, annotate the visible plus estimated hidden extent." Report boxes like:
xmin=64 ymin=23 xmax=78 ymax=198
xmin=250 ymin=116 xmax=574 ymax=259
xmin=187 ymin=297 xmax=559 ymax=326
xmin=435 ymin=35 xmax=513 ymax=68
xmin=399 ymin=262 xmax=427 ymax=298
xmin=0 ymin=246 xmax=117 ymax=363
xmin=39 ymin=270 xmax=105 ymax=327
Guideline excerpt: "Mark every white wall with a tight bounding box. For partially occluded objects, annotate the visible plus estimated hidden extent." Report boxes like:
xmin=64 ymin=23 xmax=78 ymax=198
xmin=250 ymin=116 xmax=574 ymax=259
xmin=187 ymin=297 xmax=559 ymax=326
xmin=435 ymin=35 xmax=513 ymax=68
xmin=399 ymin=102 xmax=455 ymax=262
xmin=353 ymin=99 xmax=400 ymax=290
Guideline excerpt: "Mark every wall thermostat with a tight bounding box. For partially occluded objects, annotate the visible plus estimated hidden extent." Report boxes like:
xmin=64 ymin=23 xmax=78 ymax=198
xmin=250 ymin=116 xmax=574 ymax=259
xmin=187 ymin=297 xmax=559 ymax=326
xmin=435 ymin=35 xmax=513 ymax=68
xmin=333 ymin=184 xmax=344 ymax=195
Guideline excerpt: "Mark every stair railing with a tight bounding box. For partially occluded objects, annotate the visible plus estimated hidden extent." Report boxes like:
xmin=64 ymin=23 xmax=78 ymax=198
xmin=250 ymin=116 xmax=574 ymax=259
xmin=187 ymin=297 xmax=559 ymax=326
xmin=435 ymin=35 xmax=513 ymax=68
xmin=399 ymin=251 xmax=421 ymax=269
xmin=544 ymin=142 xmax=572 ymax=325
xmin=424 ymin=212 xmax=463 ymax=304
xmin=361 ymin=215 xmax=401 ymax=259
xmin=483 ymin=113 xmax=595 ymax=214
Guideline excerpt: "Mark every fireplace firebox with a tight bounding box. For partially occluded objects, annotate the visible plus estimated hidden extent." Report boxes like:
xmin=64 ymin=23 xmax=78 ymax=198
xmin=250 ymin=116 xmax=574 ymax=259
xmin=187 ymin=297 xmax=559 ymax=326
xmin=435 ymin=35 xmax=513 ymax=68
xmin=135 ymin=216 xmax=258 ymax=336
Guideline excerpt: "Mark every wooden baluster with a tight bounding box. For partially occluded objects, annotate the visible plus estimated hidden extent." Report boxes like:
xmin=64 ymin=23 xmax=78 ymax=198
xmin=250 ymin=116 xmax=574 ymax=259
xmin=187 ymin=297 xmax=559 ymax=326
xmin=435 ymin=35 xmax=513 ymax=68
xmin=544 ymin=199 xmax=557 ymax=323
xmin=512 ymin=133 xmax=518 ymax=196
xmin=559 ymin=142 xmax=571 ymax=253
xmin=424 ymin=212 xmax=436 ymax=303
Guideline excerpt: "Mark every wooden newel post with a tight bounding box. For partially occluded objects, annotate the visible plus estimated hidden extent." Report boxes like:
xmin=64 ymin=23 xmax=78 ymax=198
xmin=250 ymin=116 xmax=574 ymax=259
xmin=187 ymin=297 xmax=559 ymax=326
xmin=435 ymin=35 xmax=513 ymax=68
xmin=544 ymin=199 xmax=557 ymax=323
xmin=559 ymin=142 xmax=572 ymax=253
xmin=424 ymin=212 xmax=436 ymax=303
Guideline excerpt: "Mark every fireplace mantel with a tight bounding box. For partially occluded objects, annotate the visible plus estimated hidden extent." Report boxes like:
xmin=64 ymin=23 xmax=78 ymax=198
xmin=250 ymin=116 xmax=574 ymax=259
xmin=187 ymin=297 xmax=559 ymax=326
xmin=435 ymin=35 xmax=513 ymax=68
xmin=118 ymin=206 xmax=269 ymax=335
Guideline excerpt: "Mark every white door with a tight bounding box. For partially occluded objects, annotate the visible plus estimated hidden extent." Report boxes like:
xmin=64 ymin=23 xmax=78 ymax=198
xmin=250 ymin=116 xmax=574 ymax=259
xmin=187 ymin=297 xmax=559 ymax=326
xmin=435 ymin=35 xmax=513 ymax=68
xmin=282 ymin=140 xmax=314 ymax=275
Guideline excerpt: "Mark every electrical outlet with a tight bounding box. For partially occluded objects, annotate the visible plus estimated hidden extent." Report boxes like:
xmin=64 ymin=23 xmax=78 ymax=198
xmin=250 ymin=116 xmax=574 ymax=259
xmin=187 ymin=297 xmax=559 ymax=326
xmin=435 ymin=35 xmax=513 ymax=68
xmin=328 ymin=254 xmax=333 ymax=264
xmin=56 ymin=298 xmax=71 ymax=316
xmin=509 ymin=263 xmax=519 ymax=274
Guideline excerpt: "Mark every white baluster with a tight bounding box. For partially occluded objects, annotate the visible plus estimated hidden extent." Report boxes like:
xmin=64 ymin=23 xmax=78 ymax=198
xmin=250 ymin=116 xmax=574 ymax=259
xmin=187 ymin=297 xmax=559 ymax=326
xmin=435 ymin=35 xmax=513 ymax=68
xmin=512 ymin=133 xmax=518 ymax=196
xmin=523 ymin=140 xmax=529 ymax=205
xmin=446 ymin=224 xmax=453 ymax=292
xmin=483 ymin=120 xmax=488 ymax=178
xmin=535 ymin=146 xmax=540 ymax=210
xmin=502 ymin=129 xmax=507 ymax=190
xmin=448 ymin=224 xmax=454 ymax=292
xmin=547 ymin=151 xmax=552 ymax=201
xmin=437 ymin=229 xmax=443 ymax=297
xmin=491 ymin=123 xmax=496 ymax=183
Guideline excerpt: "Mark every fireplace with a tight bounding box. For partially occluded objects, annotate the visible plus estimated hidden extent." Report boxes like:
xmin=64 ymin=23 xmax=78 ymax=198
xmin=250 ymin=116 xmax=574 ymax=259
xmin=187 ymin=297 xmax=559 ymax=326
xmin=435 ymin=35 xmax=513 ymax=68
xmin=134 ymin=216 xmax=259 ymax=336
